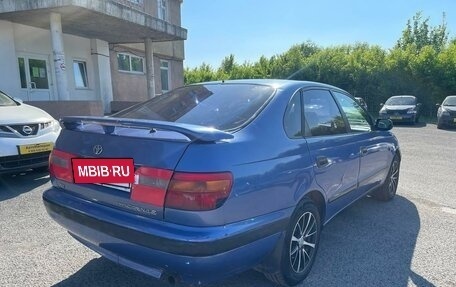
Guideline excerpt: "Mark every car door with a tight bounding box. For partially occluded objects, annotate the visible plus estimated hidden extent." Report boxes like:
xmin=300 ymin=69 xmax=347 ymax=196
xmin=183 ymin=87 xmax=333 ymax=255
xmin=302 ymin=89 xmax=362 ymax=218
xmin=332 ymin=91 xmax=393 ymax=194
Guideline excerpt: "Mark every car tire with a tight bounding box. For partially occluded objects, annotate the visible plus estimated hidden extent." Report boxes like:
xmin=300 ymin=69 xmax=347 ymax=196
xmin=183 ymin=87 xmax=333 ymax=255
xmin=437 ymin=122 xmax=443 ymax=129
xmin=265 ymin=199 xmax=321 ymax=286
xmin=373 ymin=155 xmax=400 ymax=201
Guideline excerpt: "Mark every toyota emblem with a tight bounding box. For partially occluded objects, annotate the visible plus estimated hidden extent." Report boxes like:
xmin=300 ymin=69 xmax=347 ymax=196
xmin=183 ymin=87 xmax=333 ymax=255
xmin=22 ymin=125 xmax=33 ymax=135
xmin=93 ymin=145 xmax=103 ymax=155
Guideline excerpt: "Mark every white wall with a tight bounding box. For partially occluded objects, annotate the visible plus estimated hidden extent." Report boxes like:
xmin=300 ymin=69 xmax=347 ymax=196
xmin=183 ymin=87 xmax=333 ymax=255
xmin=0 ymin=20 xmax=21 ymax=97
xmin=11 ymin=23 xmax=98 ymax=101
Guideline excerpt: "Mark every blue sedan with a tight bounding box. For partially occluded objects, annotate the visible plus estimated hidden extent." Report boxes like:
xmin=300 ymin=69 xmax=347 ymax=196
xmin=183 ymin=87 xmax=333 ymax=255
xmin=43 ymin=80 xmax=400 ymax=286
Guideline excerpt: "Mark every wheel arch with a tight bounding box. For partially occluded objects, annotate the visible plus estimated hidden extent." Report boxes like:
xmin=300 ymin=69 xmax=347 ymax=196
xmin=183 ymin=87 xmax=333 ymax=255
xmin=304 ymin=190 xmax=326 ymax=225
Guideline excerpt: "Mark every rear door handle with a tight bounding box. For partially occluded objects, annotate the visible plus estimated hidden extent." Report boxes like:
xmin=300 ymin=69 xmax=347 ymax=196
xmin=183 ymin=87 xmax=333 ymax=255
xmin=316 ymin=156 xmax=330 ymax=168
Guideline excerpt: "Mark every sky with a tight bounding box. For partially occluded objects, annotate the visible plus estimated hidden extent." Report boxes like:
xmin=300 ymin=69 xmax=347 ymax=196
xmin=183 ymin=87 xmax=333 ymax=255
xmin=181 ymin=0 xmax=456 ymax=69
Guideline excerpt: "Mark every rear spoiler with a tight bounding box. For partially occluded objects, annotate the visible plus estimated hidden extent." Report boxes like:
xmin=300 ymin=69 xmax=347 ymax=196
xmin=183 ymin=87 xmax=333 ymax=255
xmin=60 ymin=116 xmax=234 ymax=142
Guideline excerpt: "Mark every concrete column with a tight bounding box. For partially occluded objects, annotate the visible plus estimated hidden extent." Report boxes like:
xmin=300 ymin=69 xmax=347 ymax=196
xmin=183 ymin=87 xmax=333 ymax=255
xmin=91 ymin=39 xmax=113 ymax=113
xmin=0 ymin=20 xmax=21 ymax=98
xmin=50 ymin=12 xmax=69 ymax=100
xmin=145 ymin=38 xmax=156 ymax=99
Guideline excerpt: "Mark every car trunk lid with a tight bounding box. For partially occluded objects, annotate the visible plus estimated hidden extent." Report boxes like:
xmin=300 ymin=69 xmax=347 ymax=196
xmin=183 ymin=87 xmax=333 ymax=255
xmin=50 ymin=116 xmax=233 ymax=220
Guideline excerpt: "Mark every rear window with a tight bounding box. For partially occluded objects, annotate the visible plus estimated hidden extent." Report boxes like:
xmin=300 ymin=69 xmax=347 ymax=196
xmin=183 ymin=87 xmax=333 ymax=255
xmin=113 ymin=83 xmax=275 ymax=131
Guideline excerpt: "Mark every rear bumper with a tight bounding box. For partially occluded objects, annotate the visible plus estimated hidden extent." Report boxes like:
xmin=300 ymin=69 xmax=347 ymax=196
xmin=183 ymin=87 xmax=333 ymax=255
xmin=43 ymin=187 xmax=290 ymax=284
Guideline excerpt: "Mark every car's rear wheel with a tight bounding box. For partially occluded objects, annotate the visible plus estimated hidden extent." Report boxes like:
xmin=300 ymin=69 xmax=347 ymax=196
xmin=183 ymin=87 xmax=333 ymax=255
xmin=265 ymin=199 xmax=321 ymax=286
xmin=373 ymin=155 xmax=400 ymax=201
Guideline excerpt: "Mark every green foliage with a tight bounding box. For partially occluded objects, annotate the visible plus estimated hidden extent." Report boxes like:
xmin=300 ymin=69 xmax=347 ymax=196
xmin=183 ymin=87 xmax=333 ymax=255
xmin=184 ymin=12 xmax=455 ymax=116
xmin=396 ymin=12 xmax=448 ymax=52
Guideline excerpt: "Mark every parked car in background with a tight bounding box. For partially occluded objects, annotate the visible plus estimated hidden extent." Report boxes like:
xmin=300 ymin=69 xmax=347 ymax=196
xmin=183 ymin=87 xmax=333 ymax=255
xmin=355 ymin=97 xmax=368 ymax=110
xmin=0 ymin=90 xmax=60 ymax=174
xmin=43 ymin=80 xmax=400 ymax=287
xmin=437 ymin=95 xmax=456 ymax=129
xmin=379 ymin=95 xmax=421 ymax=124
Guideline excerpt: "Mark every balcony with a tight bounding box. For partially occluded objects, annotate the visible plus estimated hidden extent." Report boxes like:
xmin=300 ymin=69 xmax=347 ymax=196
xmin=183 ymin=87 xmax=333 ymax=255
xmin=0 ymin=0 xmax=187 ymax=43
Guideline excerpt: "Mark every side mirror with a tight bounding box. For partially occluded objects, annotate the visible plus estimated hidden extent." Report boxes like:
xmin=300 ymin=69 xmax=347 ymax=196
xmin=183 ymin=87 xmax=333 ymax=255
xmin=436 ymin=103 xmax=441 ymax=107
xmin=375 ymin=119 xmax=393 ymax=131
xmin=379 ymin=103 xmax=384 ymax=106
xmin=13 ymin=97 xmax=23 ymax=103
xmin=417 ymin=103 xmax=422 ymax=107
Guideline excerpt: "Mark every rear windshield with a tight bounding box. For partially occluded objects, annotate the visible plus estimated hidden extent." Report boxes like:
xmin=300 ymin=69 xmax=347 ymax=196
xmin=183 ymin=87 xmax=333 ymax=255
xmin=385 ymin=96 xmax=416 ymax=105
xmin=113 ymin=83 xmax=275 ymax=131
xmin=443 ymin=97 xmax=456 ymax=106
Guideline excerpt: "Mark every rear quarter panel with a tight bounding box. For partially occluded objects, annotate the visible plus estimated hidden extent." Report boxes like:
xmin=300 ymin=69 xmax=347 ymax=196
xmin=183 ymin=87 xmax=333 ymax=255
xmin=167 ymin=87 xmax=322 ymax=226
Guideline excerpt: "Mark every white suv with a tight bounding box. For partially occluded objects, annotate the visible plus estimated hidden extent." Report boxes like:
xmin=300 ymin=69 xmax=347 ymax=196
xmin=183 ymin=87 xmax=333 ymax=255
xmin=0 ymin=91 xmax=60 ymax=174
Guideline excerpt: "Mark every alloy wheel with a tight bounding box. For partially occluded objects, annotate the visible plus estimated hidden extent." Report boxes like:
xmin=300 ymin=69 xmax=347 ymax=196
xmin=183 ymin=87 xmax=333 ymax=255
xmin=388 ymin=160 xmax=400 ymax=196
xmin=289 ymin=211 xmax=318 ymax=273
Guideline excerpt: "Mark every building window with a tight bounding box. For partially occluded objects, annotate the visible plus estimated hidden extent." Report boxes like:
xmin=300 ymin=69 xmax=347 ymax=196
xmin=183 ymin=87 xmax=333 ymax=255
xmin=157 ymin=0 xmax=167 ymax=20
xmin=160 ymin=60 xmax=170 ymax=92
xmin=73 ymin=60 xmax=88 ymax=88
xmin=18 ymin=58 xmax=27 ymax=89
xmin=117 ymin=53 xmax=144 ymax=73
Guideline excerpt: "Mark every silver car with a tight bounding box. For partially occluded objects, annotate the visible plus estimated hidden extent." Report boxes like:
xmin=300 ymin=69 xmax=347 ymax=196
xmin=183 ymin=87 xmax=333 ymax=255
xmin=437 ymin=95 xmax=456 ymax=129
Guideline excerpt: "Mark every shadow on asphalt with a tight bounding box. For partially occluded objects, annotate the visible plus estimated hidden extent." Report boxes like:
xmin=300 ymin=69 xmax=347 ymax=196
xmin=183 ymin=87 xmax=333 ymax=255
xmin=52 ymin=196 xmax=435 ymax=287
xmin=0 ymin=170 xmax=50 ymax=202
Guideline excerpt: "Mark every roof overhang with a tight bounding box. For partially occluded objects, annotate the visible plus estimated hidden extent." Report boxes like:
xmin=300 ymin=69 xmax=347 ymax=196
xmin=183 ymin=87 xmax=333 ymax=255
xmin=0 ymin=0 xmax=187 ymax=43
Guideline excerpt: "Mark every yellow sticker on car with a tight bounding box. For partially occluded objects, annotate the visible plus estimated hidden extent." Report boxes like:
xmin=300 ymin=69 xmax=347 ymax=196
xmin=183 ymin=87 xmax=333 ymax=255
xmin=18 ymin=142 xmax=54 ymax=155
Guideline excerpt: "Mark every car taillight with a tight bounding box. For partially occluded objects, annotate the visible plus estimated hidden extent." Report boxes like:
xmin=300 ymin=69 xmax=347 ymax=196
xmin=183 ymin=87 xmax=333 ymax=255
xmin=165 ymin=172 xmax=233 ymax=211
xmin=130 ymin=168 xmax=233 ymax=211
xmin=131 ymin=167 xmax=173 ymax=207
xmin=49 ymin=149 xmax=76 ymax=183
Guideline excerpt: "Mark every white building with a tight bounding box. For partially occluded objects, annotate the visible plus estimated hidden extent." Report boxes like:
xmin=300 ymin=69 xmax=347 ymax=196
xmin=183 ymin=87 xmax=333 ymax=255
xmin=0 ymin=0 xmax=186 ymax=118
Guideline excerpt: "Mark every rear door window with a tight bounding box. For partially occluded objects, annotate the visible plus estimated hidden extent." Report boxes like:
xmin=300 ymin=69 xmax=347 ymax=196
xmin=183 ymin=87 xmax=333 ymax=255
xmin=113 ymin=84 xmax=275 ymax=131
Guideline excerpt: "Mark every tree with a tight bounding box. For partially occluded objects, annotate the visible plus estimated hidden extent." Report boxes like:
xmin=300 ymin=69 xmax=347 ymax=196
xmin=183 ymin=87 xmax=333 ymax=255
xmin=183 ymin=11 xmax=455 ymax=117
xmin=396 ymin=12 xmax=448 ymax=52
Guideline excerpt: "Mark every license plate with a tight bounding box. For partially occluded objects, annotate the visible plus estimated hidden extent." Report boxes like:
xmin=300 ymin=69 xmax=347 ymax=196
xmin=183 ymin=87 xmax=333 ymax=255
xmin=18 ymin=142 xmax=54 ymax=155
xmin=72 ymin=158 xmax=135 ymax=184
xmin=390 ymin=116 xmax=402 ymax=120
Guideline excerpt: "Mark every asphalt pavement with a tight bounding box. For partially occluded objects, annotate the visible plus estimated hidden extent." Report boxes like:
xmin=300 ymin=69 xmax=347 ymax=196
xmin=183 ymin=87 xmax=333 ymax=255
xmin=0 ymin=123 xmax=455 ymax=287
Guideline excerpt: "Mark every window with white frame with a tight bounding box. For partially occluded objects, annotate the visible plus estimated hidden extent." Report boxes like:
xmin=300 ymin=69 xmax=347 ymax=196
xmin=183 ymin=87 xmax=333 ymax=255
xmin=160 ymin=60 xmax=170 ymax=92
xmin=117 ymin=53 xmax=144 ymax=73
xmin=157 ymin=0 xmax=167 ymax=21
xmin=73 ymin=60 xmax=88 ymax=88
